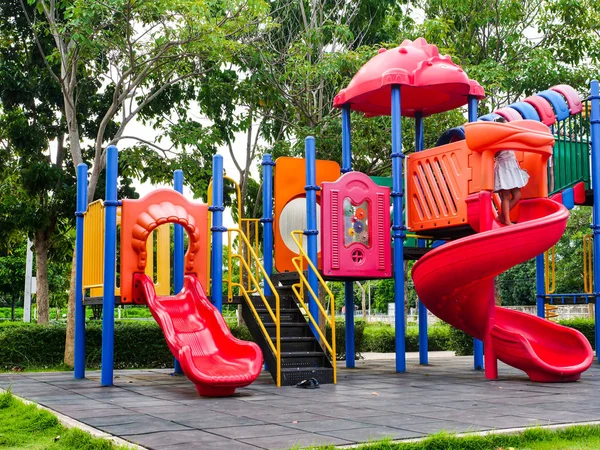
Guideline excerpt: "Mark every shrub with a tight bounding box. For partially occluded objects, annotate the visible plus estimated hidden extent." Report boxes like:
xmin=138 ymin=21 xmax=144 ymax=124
xmin=327 ymin=320 xmax=366 ymax=360
xmin=559 ymin=318 xmax=595 ymax=349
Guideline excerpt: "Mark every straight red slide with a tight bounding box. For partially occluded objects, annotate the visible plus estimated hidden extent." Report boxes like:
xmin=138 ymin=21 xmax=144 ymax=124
xmin=412 ymin=198 xmax=593 ymax=382
xmin=133 ymin=273 xmax=263 ymax=396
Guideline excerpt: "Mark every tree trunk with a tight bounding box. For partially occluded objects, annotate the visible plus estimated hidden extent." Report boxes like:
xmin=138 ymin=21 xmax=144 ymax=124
xmin=34 ymin=231 xmax=50 ymax=324
xmin=11 ymin=295 xmax=16 ymax=321
xmin=64 ymin=249 xmax=77 ymax=366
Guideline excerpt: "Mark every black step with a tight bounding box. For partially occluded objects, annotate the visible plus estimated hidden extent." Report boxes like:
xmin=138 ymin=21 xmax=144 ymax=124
xmin=264 ymin=322 xmax=312 ymax=338
xmin=270 ymin=272 xmax=303 ymax=286
xmin=254 ymin=307 xmax=301 ymax=323
xmin=281 ymin=351 xmax=329 ymax=367
xmin=280 ymin=337 xmax=320 ymax=352
xmin=280 ymin=367 xmax=334 ymax=386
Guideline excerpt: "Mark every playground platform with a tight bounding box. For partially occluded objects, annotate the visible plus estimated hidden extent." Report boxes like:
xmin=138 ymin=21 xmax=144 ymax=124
xmin=2 ymin=353 xmax=600 ymax=450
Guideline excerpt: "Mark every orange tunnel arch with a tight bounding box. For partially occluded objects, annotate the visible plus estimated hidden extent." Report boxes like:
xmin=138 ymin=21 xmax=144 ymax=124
xmin=120 ymin=189 xmax=208 ymax=304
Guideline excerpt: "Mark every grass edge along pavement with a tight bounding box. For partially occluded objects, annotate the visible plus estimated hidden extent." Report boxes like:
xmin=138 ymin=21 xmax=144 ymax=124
xmin=0 ymin=389 xmax=143 ymax=450
xmin=306 ymin=423 xmax=600 ymax=450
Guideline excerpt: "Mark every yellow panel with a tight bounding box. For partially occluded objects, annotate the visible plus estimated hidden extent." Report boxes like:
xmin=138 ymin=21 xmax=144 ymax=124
xmin=155 ymin=224 xmax=171 ymax=295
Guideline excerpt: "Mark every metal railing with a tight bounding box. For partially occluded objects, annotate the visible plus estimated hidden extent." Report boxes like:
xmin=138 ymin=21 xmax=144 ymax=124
xmin=549 ymin=99 xmax=591 ymax=194
xmin=290 ymin=230 xmax=337 ymax=384
xmin=544 ymin=245 xmax=556 ymax=295
xmin=584 ymin=234 xmax=593 ymax=294
xmin=226 ymin=227 xmax=281 ymax=387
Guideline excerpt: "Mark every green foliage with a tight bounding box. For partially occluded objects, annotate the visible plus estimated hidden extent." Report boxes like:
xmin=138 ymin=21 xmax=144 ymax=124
xmin=0 ymin=391 xmax=127 ymax=449
xmin=327 ymin=320 xmax=366 ymax=360
xmin=448 ymin=326 xmax=474 ymax=356
xmin=363 ymin=323 xmax=453 ymax=353
xmin=312 ymin=425 xmax=600 ymax=449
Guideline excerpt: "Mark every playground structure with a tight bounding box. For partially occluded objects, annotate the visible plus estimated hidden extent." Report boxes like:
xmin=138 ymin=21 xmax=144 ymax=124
xmin=73 ymin=37 xmax=600 ymax=395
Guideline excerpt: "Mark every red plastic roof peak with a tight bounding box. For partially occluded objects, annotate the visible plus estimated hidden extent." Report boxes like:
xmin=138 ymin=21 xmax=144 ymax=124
xmin=333 ymin=38 xmax=485 ymax=118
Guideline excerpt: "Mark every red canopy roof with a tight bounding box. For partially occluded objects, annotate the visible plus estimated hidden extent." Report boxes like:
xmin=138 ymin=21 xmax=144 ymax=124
xmin=333 ymin=38 xmax=485 ymax=117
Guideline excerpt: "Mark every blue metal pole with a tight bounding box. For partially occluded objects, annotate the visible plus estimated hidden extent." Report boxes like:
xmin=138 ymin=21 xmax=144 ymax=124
xmin=468 ymin=96 xmax=484 ymax=371
xmin=341 ymin=104 xmax=355 ymax=368
xmin=536 ymin=254 xmax=546 ymax=318
xmin=391 ymin=85 xmax=406 ymax=373
xmin=414 ymin=112 xmax=428 ymax=366
xmin=305 ymin=137 xmax=320 ymax=335
xmin=101 ymin=146 xmax=118 ymax=387
xmin=173 ymin=170 xmax=184 ymax=375
xmin=261 ymin=155 xmax=275 ymax=297
xmin=210 ymin=155 xmax=225 ymax=312
xmin=589 ymin=80 xmax=600 ymax=360
xmin=74 ymin=163 xmax=88 ymax=379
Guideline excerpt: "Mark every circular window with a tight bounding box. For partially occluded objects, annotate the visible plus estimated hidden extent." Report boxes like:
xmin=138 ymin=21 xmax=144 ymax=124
xmin=279 ymin=197 xmax=321 ymax=253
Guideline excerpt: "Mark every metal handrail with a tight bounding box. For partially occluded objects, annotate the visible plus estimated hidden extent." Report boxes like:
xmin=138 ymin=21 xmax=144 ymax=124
xmin=227 ymin=228 xmax=281 ymax=387
xmin=544 ymin=246 xmax=556 ymax=294
xmin=584 ymin=234 xmax=593 ymax=294
xmin=289 ymin=230 xmax=337 ymax=384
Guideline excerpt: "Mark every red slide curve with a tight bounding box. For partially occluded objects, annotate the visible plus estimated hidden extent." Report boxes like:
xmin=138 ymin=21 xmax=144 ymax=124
xmin=412 ymin=197 xmax=593 ymax=382
xmin=133 ymin=273 xmax=263 ymax=396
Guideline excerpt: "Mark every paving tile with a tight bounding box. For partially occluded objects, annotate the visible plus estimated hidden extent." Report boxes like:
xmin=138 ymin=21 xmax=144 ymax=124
xmin=204 ymin=423 xmax=299 ymax=439
xmin=317 ymin=425 xmax=423 ymax=442
xmin=98 ymin=419 xmax=192 ymax=435
xmin=120 ymin=429 xmax=223 ymax=447
xmin=157 ymin=440 xmax=258 ymax=450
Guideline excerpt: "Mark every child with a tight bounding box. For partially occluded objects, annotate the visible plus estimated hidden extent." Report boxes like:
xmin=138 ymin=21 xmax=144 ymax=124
xmin=493 ymin=116 xmax=529 ymax=225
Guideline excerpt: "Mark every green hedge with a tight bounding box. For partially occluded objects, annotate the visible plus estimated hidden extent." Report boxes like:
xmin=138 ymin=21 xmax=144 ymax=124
xmin=0 ymin=318 xmax=596 ymax=370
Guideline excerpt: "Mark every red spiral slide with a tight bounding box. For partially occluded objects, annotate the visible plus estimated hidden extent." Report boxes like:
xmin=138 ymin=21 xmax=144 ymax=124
xmin=133 ymin=273 xmax=263 ymax=396
xmin=412 ymin=197 xmax=593 ymax=382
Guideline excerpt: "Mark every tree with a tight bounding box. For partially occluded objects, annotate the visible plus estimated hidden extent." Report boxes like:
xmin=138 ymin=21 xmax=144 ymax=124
xmin=0 ymin=237 xmax=27 ymax=320
xmin=21 ymin=0 xmax=268 ymax=364
xmin=412 ymin=0 xmax=600 ymax=111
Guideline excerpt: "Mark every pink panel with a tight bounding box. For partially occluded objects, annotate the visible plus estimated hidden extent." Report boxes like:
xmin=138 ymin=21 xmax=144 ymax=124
xmin=524 ymin=96 xmax=556 ymax=126
xmin=321 ymin=172 xmax=391 ymax=279
xmin=551 ymin=84 xmax=583 ymax=115
xmin=494 ymin=107 xmax=523 ymax=122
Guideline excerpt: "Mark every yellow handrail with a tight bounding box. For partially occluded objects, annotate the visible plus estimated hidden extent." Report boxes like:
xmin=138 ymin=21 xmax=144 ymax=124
xmin=545 ymin=304 xmax=559 ymax=321
xmin=241 ymin=218 xmax=261 ymax=294
xmin=584 ymin=234 xmax=593 ymax=294
xmin=227 ymin=227 xmax=281 ymax=387
xmin=289 ymin=230 xmax=337 ymax=384
xmin=544 ymin=246 xmax=556 ymax=294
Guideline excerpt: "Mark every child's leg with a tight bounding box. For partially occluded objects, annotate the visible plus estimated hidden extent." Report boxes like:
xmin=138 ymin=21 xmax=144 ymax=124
xmin=499 ymin=190 xmax=511 ymax=225
xmin=509 ymin=188 xmax=521 ymax=211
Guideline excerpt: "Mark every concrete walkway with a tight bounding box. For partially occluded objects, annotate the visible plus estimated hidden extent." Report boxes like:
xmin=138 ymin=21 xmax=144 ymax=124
xmin=2 ymin=354 xmax=600 ymax=449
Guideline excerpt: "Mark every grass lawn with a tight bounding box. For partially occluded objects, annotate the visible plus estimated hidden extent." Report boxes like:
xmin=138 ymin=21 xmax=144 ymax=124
xmin=310 ymin=426 xmax=600 ymax=449
xmin=0 ymin=390 xmax=131 ymax=449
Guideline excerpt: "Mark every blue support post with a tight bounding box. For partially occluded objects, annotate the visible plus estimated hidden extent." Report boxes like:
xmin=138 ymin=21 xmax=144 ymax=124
xmin=74 ymin=164 xmax=88 ymax=379
xmin=589 ymin=80 xmax=600 ymax=359
xmin=173 ymin=170 xmax=184 ymax=375
xmin=536 ymin=254 xmax=546 ymax=318
xmin=305 ymin=137 xmax=320 ymax=335
xmin=261 ymin=155 xmax=275 ymax=296
xmin=341 ymin=105 xmax=355 ymax=368
xmin=391 ymin=85 xmax=406 ymax=373
xmin=468 ymin=95 xmax=484 ymax=371
xmin=415 ymin=112 xmax=428 ymax=366
xmin=210 ymin=155 xmax=225 ymax=312
xmin=101 ymin=146 xmax=118 ymax=387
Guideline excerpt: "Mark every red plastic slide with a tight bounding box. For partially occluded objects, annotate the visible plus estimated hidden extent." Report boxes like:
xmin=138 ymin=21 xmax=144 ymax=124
xmin=412 ymin=197 xmax=593 ymax=382
xmin=133 ymin=273 xmax=263 ymax=396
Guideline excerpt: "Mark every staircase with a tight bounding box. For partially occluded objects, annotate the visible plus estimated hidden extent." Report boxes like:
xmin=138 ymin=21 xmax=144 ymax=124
xmin=242 ymin=271 xmax=335 ymax=386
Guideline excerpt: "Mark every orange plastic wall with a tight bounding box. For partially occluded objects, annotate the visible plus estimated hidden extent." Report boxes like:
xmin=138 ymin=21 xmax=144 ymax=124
xmin=120 ymin=189 xmax=208 ymax=304
xmin=407 ymin=120 xmax=553 ymax=233
xmin=274 ymin=157 xmax=340 ymax=273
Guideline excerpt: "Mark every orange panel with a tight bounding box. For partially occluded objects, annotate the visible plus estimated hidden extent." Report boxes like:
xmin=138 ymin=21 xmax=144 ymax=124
xmin=407 ymin=120 xmax=553 ymax=233
xmin=406 ymin=141 xmax=472 ymax=232
xmin=274 ymin=157 xmax=340 ymax=273
xmin=120 ymin=189 xmax=208 ymax=304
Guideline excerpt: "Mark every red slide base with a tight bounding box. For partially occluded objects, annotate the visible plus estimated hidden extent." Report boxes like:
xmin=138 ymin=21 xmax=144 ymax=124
xmin=412 ymin=198 xmax=593 ymax=382
xmin=133 ymin=273 xmax=263 ymax=397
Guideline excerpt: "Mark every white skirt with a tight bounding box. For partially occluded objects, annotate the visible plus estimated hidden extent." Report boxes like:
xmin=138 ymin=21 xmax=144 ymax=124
xmin=494 ymin=152 xmax=530 ymax=191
